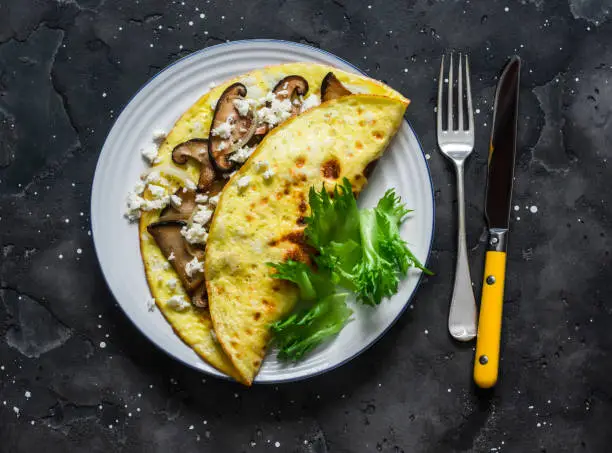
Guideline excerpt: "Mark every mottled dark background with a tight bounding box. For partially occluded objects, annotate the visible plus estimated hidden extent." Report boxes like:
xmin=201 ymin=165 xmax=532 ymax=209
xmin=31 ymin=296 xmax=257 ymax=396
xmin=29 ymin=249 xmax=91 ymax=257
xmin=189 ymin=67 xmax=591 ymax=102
xmin=1 ymin=0 xmax=611 ymax=452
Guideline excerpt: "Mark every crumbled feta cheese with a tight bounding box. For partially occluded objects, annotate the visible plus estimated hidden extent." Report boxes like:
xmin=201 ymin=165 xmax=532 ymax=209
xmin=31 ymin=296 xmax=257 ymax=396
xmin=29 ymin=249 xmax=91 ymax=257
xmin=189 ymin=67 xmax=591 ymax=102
xmin=217 ymin=141 xmax=228 ymax=151
xmin=254 ymin=160 xmax=269 ymax=172
xmin=166 ymin=278 xmax=178 ymax=290
xmin=236 ymin=175 xmax=251 ymax=191
xmin=148 ymin=184 xmax=166 ymax=199
xmin=211 ymin=119 xmax=234 ymax=139
xmin=195 ymin=194 xmax=209 ymax=203
xmin=185 ymin=257 xmax=204 ymax=277
xmin=146 ymin=298 xmax=156 ymax=312
xmin=257 ymin=97 xmax=293 ymax=127
xmin=141 ymin=145 xmax=159 ymax=164
xmin=301 ymin=94 xmax=320 ymax=112
xmin=192 ymin=206 xmax=213 ymax=225
xmin=208 ymin=81 xmax=217 ymax=90
xmin=233 ymin=99 xmax=251 ymax=116
xmin=125 ymin=192 xmax=145 ymax=221
xmin=144 ymin=171 xmax=167 ymax=184
xmin=168 ymin=252 xmax=175 ymax=261
xmin=262 ymin=169 xmax=275 ymax=181
xmin=152 ymin=129 xmax=166 ymax=144
xmin=181 ymin=223 xmax=209 ymax=244
xmin=141 ymin=197 xmax=170 ymax=211
xmin=133 ymin=181 xmax=146 ymax=195
xmin=184 ymin=178 xmax=197 ymax=191
xmin=170 ymin=194 xmax=182 ymax=208
xmin=275 ymin=89 xmax=289 ymax=97
xmin=166 ymin=295 xmax=191 ymax=312
xmin=208 ymin=194 xmax=220 ymax=206
xmin=229 ymin=146 xmax=254 ymax=164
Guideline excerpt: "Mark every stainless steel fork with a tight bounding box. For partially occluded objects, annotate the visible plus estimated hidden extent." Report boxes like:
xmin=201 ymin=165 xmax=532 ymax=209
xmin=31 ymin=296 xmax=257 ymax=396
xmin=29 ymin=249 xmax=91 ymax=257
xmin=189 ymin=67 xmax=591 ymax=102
xmin=437 ymin=53 xmax=477 ymax=342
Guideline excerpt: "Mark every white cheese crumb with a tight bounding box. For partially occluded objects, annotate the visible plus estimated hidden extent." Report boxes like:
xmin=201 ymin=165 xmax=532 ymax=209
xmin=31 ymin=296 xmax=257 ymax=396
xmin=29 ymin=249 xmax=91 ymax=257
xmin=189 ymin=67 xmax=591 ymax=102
xmin=233 ymin=99 xmax=251 ymax=116
xmin=166 ymin=295 xmax=191 ymax=312
xmin=141 ymin=144 xmax=159 ymax=164
xmin=300 ymin=94 xmax=320 ymax=112
xmin=13 ymin=406 xmax=19 ymax=416
xmin=133 ymin=181 xmax=146 ymax=195
xmin=211 ymin=119 xmax=234 ymax=139
xmin=254 ymin=160 xmax=269 ymax=172
xmin=170 ymin=194 xmax=182 ymax=208
xmin=168 ymin=252 xmax=175 ymax=261
xmin=195 ymin=194 xmax=209 ymax=203
xmin=185 ymin=257 xmax=204 ymax=277
xmin=217 ymin=141 xmax=228 ymax=151
xmin=530 ymin=205 xmax=538 ymax=213
xmin=181 ymin=223 xmax=208 ymax=244
xmin=144 ymin=171 xmax=162 ymax=184
xmin=262 ymin=169 xmax=275 ymax=181
xmin=192 ymin=206 xmax=213 ymax=225
xmin=236 ymin=175 xmax=251 ymax=191
xmin=152 ymin=129 xmax=166 ymax=144
xmin=167 ymin=278 xmax=178 ymax=290
xmin=146 ymin=298 xmax=156 ymax=312
xmin=257 ymin=95 xmax=293 ymax=127
xmin=99 ymin=341 xmax=106 ymax=349
xmin=229 ymin=146 xmax=254 ymax=164
xmin=184 ymin=178 xmax=197 ymax=191
xmin=148 ymin=184 xmax=166 ymax=199
xmin=125 ymin=192 xmax=145 ymax=221
xmin=24 ymin=391 xmax=31 ymax=398
xmin=208 ymin=194 xmax=220 ymax=206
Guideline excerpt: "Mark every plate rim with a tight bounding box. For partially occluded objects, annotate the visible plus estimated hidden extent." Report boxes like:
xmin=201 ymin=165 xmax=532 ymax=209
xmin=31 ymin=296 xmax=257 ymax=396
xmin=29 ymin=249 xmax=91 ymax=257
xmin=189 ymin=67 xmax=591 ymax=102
xmin=91 ymin=38 xmax=435 ymax=384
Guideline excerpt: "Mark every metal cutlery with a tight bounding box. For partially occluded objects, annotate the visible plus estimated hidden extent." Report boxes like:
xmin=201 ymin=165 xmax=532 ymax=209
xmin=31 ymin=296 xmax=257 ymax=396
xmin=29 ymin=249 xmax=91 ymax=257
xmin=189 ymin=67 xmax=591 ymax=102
xmin=437 ymin=53 xmax=478 ymax=342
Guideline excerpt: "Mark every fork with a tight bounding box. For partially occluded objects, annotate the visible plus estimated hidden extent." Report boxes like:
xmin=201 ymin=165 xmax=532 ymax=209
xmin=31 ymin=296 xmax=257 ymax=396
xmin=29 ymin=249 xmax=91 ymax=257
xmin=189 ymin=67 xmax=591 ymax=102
xmin=437 ymin=53 xmax=478 ymax=342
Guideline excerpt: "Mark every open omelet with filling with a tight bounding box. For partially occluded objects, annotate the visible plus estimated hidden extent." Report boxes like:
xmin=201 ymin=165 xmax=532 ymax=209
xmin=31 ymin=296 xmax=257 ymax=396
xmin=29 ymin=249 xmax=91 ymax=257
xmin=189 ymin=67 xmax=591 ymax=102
xmin=136 ymin=62 xmax=409 ymax=385
xmin=205 ymin=95 xmax=408 ymax=384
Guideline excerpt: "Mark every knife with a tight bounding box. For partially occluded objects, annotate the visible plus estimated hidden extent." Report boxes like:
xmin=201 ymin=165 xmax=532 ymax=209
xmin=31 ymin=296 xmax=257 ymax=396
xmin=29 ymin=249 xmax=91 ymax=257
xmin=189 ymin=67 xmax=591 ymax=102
xmin=473 ymin=56 xmax=521 ymax=388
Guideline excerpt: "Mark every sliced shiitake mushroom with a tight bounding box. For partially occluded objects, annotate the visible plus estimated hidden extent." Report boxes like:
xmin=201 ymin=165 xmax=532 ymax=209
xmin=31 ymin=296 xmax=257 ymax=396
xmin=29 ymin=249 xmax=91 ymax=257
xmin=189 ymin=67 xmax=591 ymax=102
xmin=191 ymin=284 xmax=208 ymax=308
xmin=321 ymin=72 xmax=352 ymax=102
xmin=208 ymin=83 xmax=257 ymax=172
xmin=159 ymin=189 xmax=197 ymax=222
xmin=147 ymin=219 xmax=205 ymax=293
xmin=273 ymin=75 xmax=309 ymax=116
xmin=171 ymin=139 xmax=216 ymax=191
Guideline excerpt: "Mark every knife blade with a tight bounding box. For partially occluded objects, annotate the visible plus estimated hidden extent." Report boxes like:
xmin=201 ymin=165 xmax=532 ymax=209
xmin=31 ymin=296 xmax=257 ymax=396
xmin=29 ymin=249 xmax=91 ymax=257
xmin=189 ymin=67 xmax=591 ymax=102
xmin=473 ymin=56 xmax=521 ymax=389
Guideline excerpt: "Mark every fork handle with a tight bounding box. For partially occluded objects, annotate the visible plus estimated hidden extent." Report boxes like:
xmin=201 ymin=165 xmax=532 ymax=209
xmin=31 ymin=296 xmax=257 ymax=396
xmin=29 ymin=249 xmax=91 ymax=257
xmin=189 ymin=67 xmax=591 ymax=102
xmin=448 ymin=163 xmax=477 ymax=342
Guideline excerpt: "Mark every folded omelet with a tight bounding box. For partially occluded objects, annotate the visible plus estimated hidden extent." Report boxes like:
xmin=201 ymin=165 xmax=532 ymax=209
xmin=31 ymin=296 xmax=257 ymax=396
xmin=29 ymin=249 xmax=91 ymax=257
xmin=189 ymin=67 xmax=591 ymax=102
xmin=205 ymin=95 xmax=408 ymax=384
xmin=139 ymin=62 xmax=409 ymax=384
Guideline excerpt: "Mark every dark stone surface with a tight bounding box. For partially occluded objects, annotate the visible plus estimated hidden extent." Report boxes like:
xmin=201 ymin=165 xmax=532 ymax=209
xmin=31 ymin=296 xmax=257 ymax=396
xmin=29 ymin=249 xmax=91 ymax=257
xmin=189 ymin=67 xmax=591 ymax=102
xmin=0 ymin=0 xmax=610 ymax=451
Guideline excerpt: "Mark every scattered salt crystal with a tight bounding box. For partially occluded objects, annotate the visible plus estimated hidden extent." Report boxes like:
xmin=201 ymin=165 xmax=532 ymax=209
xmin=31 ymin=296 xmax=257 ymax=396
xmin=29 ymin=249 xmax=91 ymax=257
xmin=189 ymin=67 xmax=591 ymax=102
xmin=275 ymin=441 xmax=280 ymax=448
xmin=530 ymin=205 xmax=538 ymax=213
xmin=99 ymin=341 xmax=107 ymax=349
xmin=24 ymin=391 xmax=31 ymax=398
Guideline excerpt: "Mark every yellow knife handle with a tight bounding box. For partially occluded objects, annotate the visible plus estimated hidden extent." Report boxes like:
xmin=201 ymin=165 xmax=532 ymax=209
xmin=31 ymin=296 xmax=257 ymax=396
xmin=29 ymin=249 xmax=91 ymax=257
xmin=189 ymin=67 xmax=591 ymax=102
xmin=474 ymin=250 xmax=507 ymax=388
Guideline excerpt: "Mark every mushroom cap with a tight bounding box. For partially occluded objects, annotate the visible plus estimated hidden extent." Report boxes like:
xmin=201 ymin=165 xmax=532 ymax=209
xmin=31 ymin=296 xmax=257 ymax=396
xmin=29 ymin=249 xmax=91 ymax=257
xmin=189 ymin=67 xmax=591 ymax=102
xmin=147 ymin=219 xmax=205 ymax=293
xmin=208 ymin=83 xmax=256 ymax=172
xmin=321 ymin=72 xmax=352 ymax=102
xmin=171 ymin=139 xmax=217 ymax=192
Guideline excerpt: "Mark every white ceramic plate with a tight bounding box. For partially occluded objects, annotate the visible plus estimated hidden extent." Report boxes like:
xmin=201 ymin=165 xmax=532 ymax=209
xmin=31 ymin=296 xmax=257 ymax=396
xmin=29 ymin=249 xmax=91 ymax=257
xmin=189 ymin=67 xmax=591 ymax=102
xmin=91 ymin=40 xmax=434 ymax=383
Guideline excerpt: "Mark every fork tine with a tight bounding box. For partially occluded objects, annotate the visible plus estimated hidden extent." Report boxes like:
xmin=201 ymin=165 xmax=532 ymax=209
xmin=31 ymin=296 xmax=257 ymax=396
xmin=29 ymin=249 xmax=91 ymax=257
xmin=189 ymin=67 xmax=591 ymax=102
xmin=447 ymin=53 xmax=454 ymax=131
xmin=465 ymin=54 xmax=474 ymax=132
xmin=437 ymin=55 xmax=445 ymax=133
xmin=458 ymin=52 xmax=464 ymax=131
